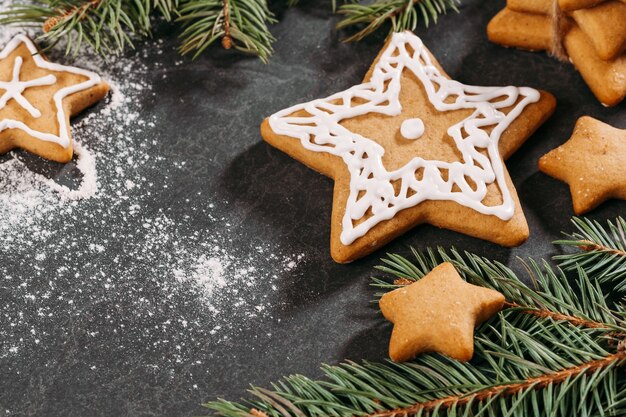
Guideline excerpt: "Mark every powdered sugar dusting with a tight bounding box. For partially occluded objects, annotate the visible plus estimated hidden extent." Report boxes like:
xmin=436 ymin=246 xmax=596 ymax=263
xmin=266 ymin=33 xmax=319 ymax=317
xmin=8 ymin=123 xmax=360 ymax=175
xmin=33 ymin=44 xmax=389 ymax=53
xmin=41 ymin=141 xmax=99 ymax=200
xmin=176 ymin=255 xmax=227 ymax=296
xmin=0 ymin=0 xmax=306 ymax=370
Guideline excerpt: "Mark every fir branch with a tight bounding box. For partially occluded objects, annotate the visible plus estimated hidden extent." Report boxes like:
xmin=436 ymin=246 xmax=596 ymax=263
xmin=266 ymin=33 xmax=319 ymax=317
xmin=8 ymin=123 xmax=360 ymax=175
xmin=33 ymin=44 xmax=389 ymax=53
xmin=41 ymin=0 xmax=101 ymax=33
xmin=555 ymin=217 xmax=626 ymax=292
xmin=365 ymin=351 xmax=626 ymax=417
xmin=374 ymin=247 xmax=622 ymax=330
xmin=337 ymin=0 xmax=460 ymax=43
xmin=504 ymin=301 xmax=612 ymax=330
xmin=0 ymin=0 xmax=461 ymax=60
xmin=206 ymin=320 xmax=626 ymax=417
xmin=0 ymin=0 xmax=178 ymax=55
xmin=176 ymin=0 xmax=276 ymax=62
xmin=203 ymin=219 xmax=626 ymax=417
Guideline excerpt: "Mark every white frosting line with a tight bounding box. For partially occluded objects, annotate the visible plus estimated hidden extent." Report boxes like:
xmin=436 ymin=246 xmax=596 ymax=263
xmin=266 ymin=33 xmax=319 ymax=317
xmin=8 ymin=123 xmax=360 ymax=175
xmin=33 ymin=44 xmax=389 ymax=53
xmin=0 ymin=56 xmax=57 ymax=118
xmin=268 ymin=31 xmax=540 ymax=246
xmin=0 ymin=35 xmax=103 ymax=149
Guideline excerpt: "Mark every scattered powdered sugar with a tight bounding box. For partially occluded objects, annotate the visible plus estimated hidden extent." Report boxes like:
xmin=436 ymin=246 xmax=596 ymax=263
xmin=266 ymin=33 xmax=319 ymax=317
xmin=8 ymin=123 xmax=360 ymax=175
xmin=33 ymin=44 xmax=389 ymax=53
xmin=181 ymin=256 xmax=228 ymax=296
xmin=40 ymin=141 xmax=98 ymax=200
xmin=0 ymin=0 xmax=306 ymax=372
xmin=175 ymin=248 xmax=305 ymax=307
xmin=174 ymin=255 xmax=228 ymax=296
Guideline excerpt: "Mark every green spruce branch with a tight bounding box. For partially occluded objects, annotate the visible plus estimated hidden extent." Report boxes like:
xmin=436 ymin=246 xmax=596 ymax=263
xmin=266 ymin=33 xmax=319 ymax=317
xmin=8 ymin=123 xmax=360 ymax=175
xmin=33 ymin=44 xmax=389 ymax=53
xmin=0 ymin=0 xmax=178 ymax=55
xmin=0 ymin=0 xmax=460 ymax=60
xmin=176 ymin=0 xmax=276 ymax=62
xmin=203 ymin=217 xmax=626 ymax=417
xmin=337 ymin=0 xmax=460 ymax=43
xmin=555 ymin=217 xmax=626 ymax=293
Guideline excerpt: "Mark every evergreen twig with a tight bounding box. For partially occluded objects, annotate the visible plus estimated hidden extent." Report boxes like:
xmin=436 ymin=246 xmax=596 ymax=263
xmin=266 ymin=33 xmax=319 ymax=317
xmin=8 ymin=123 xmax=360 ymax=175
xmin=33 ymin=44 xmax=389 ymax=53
xmin=202 ymin=217 xmax=626 ymax=417
xmin=555 ymin=217 xmax=626 ymax=293
xmin=365 ymin=351 xmax=626 ymax=417
xmin=337 ymin=0 xmax=461 ymax=42
xmin=0 ymin=0 xmax=459 ymax=60
xmin=0 ymin=0 xmax=178 ymax=55
xmin=176 ymin=0 xmax=276 ymax=62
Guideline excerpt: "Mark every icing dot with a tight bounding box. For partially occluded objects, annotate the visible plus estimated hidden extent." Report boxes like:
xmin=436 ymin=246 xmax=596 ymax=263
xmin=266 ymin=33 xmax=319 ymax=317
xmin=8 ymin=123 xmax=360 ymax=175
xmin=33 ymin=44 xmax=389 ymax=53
xmin=400 ymin=118 xmax=424 ymax=140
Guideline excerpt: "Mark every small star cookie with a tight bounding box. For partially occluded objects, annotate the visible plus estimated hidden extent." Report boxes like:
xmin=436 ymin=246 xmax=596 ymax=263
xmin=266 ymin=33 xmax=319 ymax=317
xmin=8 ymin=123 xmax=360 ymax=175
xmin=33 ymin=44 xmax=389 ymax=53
xmin=539 ymin=116 xmax=626 ymax=214
xmin=0 ymin=35 xmax=109 ymax=163
xmin=379 ymin=262 xmax=505 ymax=362
xmin=261 ymin=31 xmax=556 ymax=263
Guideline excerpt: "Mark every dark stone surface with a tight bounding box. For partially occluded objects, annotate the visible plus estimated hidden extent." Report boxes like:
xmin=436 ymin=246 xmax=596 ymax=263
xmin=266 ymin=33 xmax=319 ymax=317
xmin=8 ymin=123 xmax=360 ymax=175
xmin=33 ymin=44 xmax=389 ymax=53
xmin=1 ymin=0 xmax=625 ymax=416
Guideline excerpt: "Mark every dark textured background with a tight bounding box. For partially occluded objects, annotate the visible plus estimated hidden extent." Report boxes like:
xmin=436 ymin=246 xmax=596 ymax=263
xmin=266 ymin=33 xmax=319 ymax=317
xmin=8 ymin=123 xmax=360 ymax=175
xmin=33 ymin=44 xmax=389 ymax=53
xmin=1 ymin=0 xmax=625 ymax=416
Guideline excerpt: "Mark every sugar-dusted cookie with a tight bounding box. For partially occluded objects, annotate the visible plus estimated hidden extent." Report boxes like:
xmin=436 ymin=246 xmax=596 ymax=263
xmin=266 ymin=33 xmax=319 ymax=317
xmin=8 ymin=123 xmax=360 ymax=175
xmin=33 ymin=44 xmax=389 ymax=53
xmin=487 ymin=8 xmax=553 ymax=51
xmin=379 ymin=262 xmax=505 ymax=362
xmin=564 ymin=27 xmax=626 ymax=107
xmin=570 ymin=1 xmax=626 ymax=60
xmin=262 ymin=31 xmax=556 ymax=263
xmin=539 ymin=116 xmax=626 ymax=214
xmin=0 ymin=35 xmax=109 ymax=163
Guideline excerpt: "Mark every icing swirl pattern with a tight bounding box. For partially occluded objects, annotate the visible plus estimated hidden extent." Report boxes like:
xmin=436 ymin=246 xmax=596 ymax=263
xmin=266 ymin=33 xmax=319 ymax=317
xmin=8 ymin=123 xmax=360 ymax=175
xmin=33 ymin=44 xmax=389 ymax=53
xmin=268 ymin=31 xmax=540 ymax=246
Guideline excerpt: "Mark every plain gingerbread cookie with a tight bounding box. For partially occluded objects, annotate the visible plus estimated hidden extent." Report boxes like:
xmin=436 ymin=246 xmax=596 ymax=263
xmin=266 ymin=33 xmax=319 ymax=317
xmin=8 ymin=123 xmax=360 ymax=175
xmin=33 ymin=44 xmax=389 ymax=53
xmin=379 ymin=262 xmax=505 ymax=362
xmin=539 ymin=116 xmax=626 ymax=214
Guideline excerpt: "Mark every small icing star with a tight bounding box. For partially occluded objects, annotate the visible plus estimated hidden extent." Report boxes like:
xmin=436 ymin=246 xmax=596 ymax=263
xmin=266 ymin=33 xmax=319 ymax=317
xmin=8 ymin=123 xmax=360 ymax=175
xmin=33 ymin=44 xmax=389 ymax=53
xmin=0 ymin=35 xmax=109 ymax=162
xmin=262 ymin=31 xmax=556 ymax=262
xmin=539 ymin=116 xmax=626 ymax=214
xmin=379 ymin=262 xmax=505 ymax=362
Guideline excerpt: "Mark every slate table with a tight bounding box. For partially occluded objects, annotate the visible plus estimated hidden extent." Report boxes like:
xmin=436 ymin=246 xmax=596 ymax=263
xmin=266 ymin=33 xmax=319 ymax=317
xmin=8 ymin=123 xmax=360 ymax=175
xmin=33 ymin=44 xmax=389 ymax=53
xmin=1 ymin=0 xmax=625 ymax=416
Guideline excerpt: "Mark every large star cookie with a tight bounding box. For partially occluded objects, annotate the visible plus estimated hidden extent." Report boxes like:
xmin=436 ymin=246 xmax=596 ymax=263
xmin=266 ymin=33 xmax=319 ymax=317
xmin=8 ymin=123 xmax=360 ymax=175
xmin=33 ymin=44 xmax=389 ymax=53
xmin=261 ymin=31 xmax=555 ymax=263
xmin=0 ymin=35 xmax=109 ymax=163
xmin=539 ymin=116 xmax=626 ymax=214
xmin=379 ymin=262 xmax=505 ymax=362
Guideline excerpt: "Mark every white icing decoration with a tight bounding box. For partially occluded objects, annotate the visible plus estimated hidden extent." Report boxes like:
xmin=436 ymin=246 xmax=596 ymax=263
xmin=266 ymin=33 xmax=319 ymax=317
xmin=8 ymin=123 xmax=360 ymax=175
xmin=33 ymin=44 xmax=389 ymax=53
xmin=268 ymin=31 xmax=541 ymax=246
xmin=400 ymin=118 xmax=424 ymax=140
xmin=0 ymin=35 xmax=103 ymax=149
xmin=0 ymin=57 xmax=56 ymax=118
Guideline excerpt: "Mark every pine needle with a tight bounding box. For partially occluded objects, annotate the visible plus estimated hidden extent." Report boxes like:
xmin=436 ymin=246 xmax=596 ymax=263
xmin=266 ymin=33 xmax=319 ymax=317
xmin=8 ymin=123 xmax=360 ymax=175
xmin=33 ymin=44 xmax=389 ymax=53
xmin=337 ymin=0 xmax=461 ymax=43
xmin=0 ymin=0 xmax=460 ymax=60
xmin=202 ymin=216 xmax=626 ymax=417
xmin=0 ymin=0 xmax=178 ymax=56
xmin=176 ymin=0 xmax=276 ymax=62
xmin=555 ymin=217 xmax=626 ymax=293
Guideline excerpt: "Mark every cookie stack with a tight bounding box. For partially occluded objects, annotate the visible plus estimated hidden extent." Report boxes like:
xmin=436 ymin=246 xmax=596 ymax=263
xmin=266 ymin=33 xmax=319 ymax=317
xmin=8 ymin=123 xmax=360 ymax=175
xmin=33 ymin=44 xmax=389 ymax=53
xmin=487 ymin=0 xmax=626 ymax=106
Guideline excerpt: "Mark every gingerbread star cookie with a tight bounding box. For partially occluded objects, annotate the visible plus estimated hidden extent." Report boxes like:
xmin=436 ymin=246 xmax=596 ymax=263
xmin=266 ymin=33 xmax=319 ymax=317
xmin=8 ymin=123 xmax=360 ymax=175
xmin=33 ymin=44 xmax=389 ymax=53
xmin=487 ymin=0 xmax=626 ymax=106
xmin=0 ymin=35 xmax=109 ymax=163
xmin=261 ymin=31 xmax=556 ymax=263
xmin=379 ymin=262 xmax=505 ymax=362
xmin=539 ymin=116 xmax=626 ymax=214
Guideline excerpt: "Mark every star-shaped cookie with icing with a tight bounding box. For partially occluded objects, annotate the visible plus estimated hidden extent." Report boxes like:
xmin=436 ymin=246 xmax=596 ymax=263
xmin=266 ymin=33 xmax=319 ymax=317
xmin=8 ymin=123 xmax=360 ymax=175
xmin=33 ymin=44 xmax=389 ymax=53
xmin=379 ymin=262 xmax=505 ymax=362
xmin=0 ymin=35 xmax=109 ymax=163
xmin=539 ymin=116 xmax=626 ymax=214
xmin=261 ymin=31 xmax=556 ymax=263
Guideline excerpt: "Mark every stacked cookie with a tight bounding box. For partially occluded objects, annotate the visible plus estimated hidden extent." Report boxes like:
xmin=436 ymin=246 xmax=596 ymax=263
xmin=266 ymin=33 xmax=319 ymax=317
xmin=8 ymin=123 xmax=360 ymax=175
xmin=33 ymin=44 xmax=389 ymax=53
xmin=487 ymin=0 xmax=626 ymax=106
